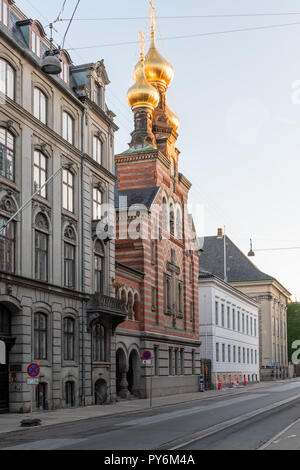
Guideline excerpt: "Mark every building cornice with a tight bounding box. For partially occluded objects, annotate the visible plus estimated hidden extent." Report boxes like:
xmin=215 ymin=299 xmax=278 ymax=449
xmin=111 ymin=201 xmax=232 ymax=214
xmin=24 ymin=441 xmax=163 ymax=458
xmin=230 ymin=279 xmax=291 ymax=299
xmin=199 ymin=275 xmax=259 ymax=308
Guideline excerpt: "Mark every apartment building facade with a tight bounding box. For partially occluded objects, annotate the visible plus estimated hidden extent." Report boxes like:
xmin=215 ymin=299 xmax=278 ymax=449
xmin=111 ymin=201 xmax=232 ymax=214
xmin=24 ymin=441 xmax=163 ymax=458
xmin=0 ymin=1 xmax=126 ymax=413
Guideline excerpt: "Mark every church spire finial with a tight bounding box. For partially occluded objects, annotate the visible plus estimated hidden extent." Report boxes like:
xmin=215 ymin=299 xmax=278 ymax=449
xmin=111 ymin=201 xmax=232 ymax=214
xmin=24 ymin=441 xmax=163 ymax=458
xmin=139 ymin=30 xmax=145 ymax=63
xmin=150 ymin=0 xmax=155 ymax=39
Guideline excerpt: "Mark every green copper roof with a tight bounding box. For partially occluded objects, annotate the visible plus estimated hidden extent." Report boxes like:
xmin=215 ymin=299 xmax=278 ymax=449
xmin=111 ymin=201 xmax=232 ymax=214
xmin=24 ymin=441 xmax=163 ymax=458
xmin=120 ymin=145 xmax=156 ymax=155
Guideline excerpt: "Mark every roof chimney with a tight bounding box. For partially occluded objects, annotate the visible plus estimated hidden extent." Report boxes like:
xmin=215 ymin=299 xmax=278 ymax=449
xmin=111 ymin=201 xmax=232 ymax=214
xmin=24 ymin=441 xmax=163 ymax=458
xmin=217 ymin=228 xmax=223 ymax=237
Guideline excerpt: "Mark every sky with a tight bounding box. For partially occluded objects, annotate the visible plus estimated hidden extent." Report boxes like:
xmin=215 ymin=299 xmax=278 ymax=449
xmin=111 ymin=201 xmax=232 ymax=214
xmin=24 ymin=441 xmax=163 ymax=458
xmin=15 ymin=0 xmax=300 ymax=300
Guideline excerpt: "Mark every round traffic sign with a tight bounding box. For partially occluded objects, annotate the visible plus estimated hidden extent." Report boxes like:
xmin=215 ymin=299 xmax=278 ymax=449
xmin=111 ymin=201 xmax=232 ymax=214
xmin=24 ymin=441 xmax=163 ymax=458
xmin=142 ymin=350 xmax=151 ymax=360
xmin=27 ymin=363 xmax=40 ymax=378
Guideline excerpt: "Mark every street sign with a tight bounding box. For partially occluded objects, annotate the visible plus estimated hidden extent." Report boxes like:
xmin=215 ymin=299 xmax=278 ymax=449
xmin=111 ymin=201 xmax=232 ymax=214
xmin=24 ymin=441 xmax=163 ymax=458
xmin=27 ymin=363 xmax=40 ymax=378
xmin=27 ymin=378 xmax=39 ymax=385
xmin=142 ymin=360 xmax=152 ymax=365
xmin=142 ymin=350 xmax=151 ymax=361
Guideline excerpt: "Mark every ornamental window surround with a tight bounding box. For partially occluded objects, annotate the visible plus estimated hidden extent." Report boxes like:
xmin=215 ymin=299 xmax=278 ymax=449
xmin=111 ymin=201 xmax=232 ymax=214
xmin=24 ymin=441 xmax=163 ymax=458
xmin=94 ymin=239 xmax=104 ymax=294
xmin=0 ymin=58 xmax=14 ymax=99
xmin=93 ymin=136 xmax=103 ymax=165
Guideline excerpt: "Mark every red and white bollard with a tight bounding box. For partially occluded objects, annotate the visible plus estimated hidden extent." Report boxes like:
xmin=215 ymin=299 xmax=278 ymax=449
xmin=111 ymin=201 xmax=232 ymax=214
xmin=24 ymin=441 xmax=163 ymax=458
xmin=218 ymin=378 xmax=222 ymax=390
xmin=229 ymin=376 xmax=232 ymax=388
xmin=244 ymin=375 xmax=247 ymax=386
xmin=236 ymin=377 xmax=239 ymax=386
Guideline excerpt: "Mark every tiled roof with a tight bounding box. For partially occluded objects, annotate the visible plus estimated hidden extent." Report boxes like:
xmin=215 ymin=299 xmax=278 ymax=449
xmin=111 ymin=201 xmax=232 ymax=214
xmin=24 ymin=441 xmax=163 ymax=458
xmin=199 ymin=235 xmax=274 ymax=282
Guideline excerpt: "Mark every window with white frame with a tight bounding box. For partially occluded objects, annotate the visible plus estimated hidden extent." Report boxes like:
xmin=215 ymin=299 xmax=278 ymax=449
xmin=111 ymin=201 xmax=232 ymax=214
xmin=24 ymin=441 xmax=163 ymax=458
xmin=31 ymin=29 xmax=42 ymax=57
xmin=0 ymin=0 xmax=9 ymax=27
xmin=62 ymin=111 xmax=74 ymax=144
xmin=215 ymin=301 xmax=219 ymax=325
xmin=221 ymin=304 xmax=225 ymax=327
xmin=33 ymin=150 xmax=47 ymax=198
xmin=0 ymin=127 xmax=14 ymax=181
xmin=222 ymin=343 xmax=225 ymax=362
xmin=0 ymin=58 xmax=14 ymax=99
xmin=93 ymin=187 xmax=102 ymax=220
xmin=93 ymin=136 xmax=103 ymax=165
xmin=60 ymin=60 xmax=69 ymax=83
xmin=232 ymin=308 xmax=236 ymax=330
xmin=34 ymin=88 xmax=47 ymax=124
xmin=62 ymin=168 xmax=74 ymax=212
xmin=216 ymin=343 xmax=219 ymax=362
xmin=227 ymin=306 xmax=230 ymax=329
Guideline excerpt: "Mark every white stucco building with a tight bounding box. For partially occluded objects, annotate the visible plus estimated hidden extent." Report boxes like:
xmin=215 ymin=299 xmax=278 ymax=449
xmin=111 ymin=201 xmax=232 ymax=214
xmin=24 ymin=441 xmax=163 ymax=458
xmin=199 ymin=271 xmax=260 ymax=387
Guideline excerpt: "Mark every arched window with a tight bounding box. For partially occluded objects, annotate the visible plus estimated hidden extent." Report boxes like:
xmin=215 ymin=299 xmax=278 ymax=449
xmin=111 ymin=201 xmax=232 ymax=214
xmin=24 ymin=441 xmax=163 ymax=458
xmin=92 ymin=322 xmax=106 ymax=362
xmin=0 ymin=58 xmax=14 ymax=99
xmin=64 ymin=226 xmax=76 ymax=289
xmin=33 ymin=150 xmax=47 ymax=198
xmin=34 ymin=312 xmax=47 ymax=359
xmin=162 ymin=197 xmax=169 ymax=232
xmin=64 ymin=317 xmax=75 ymax=361
xmin=34 ymin=88 xmax=47 ymax=124
xmin=94 ymin=239 xmax=104 ymax=293
xmin=31 ymin=21 xmax=45 ymax=58
xmin=176 ymin=207 xmax=182 ymax=240
xmin=93 ymin=136 xmax=103 ymax=165
xmin=62 ymin=111 xmax=74 ymax=145
xmin=35 ymin=213 xmax=49 ymax=282
xmin=127 ymin=291 xmax=134 ymax=320
xmin=0 ymin=216 xmax=14 ymax=273
xmin=0 ymin=127 xmax=14 ymax=181
xmin=93 ymin=187 xmax=102 ymax=220
xmin=0 ymin=1 xmax=9 ymax=27
xmin=62 ymin=168 xmax=74 ymax=212
xmin=169 ymin=204 xmax=175 ymax=236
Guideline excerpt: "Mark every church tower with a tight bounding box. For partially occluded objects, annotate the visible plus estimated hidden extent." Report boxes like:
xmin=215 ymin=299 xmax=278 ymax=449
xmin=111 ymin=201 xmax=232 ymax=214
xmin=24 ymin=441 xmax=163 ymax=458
xmin=114 ymin=1 xmax=200 ymax=400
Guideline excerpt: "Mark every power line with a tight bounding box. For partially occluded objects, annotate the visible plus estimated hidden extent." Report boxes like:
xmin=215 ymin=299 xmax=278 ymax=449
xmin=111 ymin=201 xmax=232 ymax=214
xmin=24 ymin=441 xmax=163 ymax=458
xmin=62 ymin=0 xmax=81 ymax=49
xmin=54 ymin=12 xmax=300 ymax=22
xmin=66 ymin=21 xmax=300 ymax=51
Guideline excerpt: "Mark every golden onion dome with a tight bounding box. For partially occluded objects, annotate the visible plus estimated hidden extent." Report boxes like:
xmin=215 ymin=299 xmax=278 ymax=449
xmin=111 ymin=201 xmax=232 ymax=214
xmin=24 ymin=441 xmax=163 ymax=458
xmin=134 ymin=36 xmax=174 ymax=89
xmin=166 ymin=105 xmax=180 ymax=131
xmin=127 ymin=58 xmax=160 ymax=111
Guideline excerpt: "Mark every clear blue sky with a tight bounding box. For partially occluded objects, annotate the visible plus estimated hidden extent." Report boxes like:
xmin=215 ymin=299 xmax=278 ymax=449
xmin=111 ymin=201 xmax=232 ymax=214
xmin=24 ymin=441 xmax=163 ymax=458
xmin=16 ymin=0 xmax=300 ymax=299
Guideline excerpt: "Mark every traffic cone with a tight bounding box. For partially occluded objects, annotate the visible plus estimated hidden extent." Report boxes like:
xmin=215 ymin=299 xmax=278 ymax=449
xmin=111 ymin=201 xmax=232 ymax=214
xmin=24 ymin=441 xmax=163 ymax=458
xmin=218 ymin=378 xmax=222 ymax=390
xmin=244 ymin=375 xmax=247 ymax=386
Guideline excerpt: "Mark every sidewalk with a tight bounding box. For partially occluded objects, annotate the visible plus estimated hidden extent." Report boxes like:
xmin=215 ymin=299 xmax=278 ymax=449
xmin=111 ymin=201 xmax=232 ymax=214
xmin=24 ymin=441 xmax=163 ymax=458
xmin=0 ymin=379 xmax=297 ymax=435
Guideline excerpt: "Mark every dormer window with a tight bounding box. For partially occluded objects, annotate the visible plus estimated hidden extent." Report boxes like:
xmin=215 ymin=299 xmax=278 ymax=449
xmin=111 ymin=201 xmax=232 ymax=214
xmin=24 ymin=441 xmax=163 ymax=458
xmin=59 ymin=50 xmax=72 ymax=84
xmin=0 ymin=0 xmax=9 ymax=27
xmin=30 ymin=21 xmax=45 ymax=58
xmin=95 ymin=83 xmax=103 ymax=108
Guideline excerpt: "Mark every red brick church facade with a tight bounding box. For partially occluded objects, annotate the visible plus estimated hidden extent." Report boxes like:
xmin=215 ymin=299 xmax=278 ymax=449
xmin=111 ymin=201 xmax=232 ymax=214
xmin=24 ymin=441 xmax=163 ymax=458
xmin=114 ymin=6 xmax=201 ymax=398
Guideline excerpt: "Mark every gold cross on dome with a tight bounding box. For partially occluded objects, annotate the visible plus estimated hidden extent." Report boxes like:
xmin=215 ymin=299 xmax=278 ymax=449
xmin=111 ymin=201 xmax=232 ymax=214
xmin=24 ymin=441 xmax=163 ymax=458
xmin=139 ymin=30 xmax=145 ymax=57
xmin=150 ymin=0 xmax=155 ymax=33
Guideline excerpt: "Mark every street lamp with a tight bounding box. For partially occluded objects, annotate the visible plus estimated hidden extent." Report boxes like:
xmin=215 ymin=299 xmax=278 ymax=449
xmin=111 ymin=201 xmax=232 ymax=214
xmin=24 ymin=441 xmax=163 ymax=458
xmin=41 ymin=24 xmax=62 ymax=76
xmin=248 ymin=239 xmax=300 ymax=257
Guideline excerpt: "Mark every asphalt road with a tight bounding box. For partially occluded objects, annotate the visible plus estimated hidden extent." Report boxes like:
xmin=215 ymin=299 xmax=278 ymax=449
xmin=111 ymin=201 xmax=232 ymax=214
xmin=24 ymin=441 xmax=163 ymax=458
xmin=1 ymin=381 xmax=300 ymax=450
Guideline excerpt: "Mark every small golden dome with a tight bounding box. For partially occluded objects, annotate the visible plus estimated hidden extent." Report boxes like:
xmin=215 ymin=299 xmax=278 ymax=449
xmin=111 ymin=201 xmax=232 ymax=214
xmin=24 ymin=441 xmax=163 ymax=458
xmin=166 ymin=105 xmax=180 ymax=131
xmin=127 ymin=60 xmax=160 ymax=111
xmin=134 ymin=36 xmax=174 ymax=89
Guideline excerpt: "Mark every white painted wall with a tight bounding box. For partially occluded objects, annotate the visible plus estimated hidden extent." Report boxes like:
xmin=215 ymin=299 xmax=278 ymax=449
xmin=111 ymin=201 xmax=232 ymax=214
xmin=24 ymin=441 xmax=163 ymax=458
xmin=199 ymin=276 xmax=260 ymax=381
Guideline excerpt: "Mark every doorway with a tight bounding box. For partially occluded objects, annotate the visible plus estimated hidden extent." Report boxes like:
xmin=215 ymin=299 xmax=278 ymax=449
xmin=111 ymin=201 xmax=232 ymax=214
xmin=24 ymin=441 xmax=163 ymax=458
xmin=95 ymin=379 xmax=107 ymax=405
xmin=0 ymin=305 xmax=11 ymax=413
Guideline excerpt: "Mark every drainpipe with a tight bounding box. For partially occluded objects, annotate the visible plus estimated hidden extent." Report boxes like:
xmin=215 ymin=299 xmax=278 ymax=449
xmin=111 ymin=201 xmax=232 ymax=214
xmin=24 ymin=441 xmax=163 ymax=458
xmin=81 ymin=106 xmax=87 ymax=407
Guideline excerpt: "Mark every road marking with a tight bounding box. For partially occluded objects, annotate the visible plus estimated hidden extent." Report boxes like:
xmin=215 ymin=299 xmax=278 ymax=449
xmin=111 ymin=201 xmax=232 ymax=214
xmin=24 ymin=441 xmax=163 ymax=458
xmin=1 ymin=438 xmax=89 ymax=451
xmin=258 ymin=417 xmax=300 ymax=450
xmin=125 ymin=394 xmax=268 ymax=427
xmin=157 ymin=394 xmax=300 ymax=450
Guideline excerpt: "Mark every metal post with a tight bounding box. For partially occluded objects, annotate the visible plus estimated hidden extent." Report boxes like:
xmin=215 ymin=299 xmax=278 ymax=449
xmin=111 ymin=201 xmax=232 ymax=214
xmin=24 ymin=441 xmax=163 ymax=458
xmin=150 ymin=361 xmax=153 ymax=408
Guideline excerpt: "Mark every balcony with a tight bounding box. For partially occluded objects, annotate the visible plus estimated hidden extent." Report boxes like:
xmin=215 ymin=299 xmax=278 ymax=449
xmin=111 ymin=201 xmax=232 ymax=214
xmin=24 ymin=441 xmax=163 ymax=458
xmin=87 ymin=293 xmax=127 ymax=333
